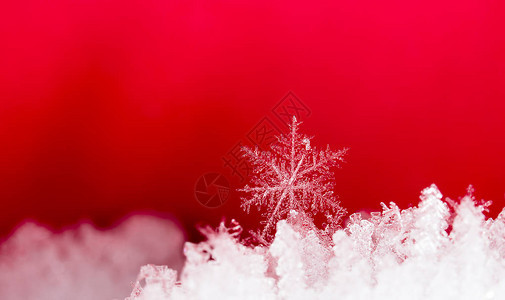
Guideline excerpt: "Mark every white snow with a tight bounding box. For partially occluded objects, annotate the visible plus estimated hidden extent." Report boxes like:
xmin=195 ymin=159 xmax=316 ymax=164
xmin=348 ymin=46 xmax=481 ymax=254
xmin=127 ymin=185 xmax=505 ymax=300
xmin=0 ymin=214 xmax=185 ymax=300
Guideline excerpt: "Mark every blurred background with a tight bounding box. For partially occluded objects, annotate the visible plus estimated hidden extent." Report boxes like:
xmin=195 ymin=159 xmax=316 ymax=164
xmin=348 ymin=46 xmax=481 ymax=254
xmin=1 ymin=0 xmax=505 ymax=246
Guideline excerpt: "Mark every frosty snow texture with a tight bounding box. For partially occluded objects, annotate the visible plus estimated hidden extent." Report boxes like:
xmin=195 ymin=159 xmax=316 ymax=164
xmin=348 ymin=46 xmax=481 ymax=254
xmin=127 ymin=185 xmax=505 ymax=299
xmin=127 ymin=118 xmax=505 ymax=299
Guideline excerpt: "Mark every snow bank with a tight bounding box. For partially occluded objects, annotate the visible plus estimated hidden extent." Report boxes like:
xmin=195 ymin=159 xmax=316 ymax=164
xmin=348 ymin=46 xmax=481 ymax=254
xmin=0 ymin=214 xmax=185 ymax=300
xmin=128 ymin=185 xmax=505 ymax=300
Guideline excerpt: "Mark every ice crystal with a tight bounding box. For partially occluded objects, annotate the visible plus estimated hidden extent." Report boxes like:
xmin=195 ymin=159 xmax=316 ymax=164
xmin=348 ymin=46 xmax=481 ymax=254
xmin=239 ymin=116 xmax=348 ymax=242
xmin=132 ymin=220 xmax=277 ymax=299
xmin=123 ymin=121 xmax=505 ymax=299
xmin=346 ymin=184 xmax=451 ymax=269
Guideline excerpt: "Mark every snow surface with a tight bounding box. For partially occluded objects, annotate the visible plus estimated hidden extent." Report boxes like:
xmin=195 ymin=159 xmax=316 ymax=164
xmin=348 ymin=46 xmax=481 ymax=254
xmin=127 ymin=185 xmax=505 ymax=300
xmin=0 ymin=214 xmax=185 ymax=300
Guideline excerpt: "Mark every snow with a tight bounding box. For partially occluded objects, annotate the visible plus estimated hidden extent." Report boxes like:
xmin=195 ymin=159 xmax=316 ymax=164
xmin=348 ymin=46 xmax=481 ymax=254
xmin=127 ymin=117 xmax=505 ymax=299
xmin=0 ymin=214 xmax=185 ymax=300
xmin=127 ymin=185 xmax=505 ymax=300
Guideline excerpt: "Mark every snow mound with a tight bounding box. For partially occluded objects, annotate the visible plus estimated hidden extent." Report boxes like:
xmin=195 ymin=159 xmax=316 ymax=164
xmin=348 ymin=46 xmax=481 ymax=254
xmin=0 ymin=214 xmax=185 ymax=300
xmin=128 ymin=185 xmax=505 ymax=300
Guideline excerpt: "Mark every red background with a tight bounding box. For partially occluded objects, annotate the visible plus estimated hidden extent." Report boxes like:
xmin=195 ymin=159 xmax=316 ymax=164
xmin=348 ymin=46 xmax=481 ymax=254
xmin=1 ymin=0 xmax=504 ymax=241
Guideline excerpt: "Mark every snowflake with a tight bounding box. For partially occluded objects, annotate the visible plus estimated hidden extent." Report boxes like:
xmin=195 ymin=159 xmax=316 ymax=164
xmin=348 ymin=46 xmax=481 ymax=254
xmin=239 ymin=116 xmax=348 ymax=242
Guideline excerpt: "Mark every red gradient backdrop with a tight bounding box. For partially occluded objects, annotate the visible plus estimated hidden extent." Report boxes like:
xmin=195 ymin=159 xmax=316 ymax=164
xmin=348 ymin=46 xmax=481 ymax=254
xmin=1 ymin=0 xmax=504 ymax=241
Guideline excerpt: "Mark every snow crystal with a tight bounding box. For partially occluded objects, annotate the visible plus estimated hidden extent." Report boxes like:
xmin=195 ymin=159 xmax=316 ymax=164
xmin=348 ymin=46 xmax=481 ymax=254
xmin=127 ymin=118 xmax=505 ymax=299
xmin=239 ymin=116 xmax=348 ymax=242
